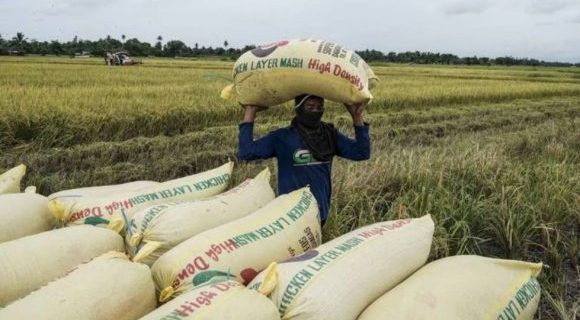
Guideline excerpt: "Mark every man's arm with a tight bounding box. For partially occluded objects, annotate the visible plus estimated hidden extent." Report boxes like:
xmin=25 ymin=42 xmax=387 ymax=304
xmin=238 ymin=105 xmax=276 ymax=160
xmin=335 ymin=103 xmax=371 ymax=160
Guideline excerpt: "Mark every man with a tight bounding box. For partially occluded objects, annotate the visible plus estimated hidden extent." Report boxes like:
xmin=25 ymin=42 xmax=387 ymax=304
xmin=238 ymin=95 xmax=370 ymax=226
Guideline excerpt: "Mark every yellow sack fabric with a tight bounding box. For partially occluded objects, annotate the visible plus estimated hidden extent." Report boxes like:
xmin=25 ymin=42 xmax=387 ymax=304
xmin=0 ymin=193 xmax=55 ymax=244
xmin=49 ymin=162 xmax=233 ymax=228
xmin=0 ymin=225 xmax=124 ymax=306
xmin=152 ymin=187 xmax=321 ymax=302
xmin=140 ymin=278 xmax=280 ymax=320
xmin=221 ymin=39 xmax=378 ymax=106
xmin=128 ymin=168 xmax=275 ymax=266
xmin=48 ymin=180 xmax=158 ymax=205
xmin=249 ymin=215 xmax=434 ymax=320
xmin=0 ymin=252 xmax=156 ymax=320
xmin=0 ymin=164 xmax=26 ymax=194
xmin=358 ymin=255 xmax=543 ymax=320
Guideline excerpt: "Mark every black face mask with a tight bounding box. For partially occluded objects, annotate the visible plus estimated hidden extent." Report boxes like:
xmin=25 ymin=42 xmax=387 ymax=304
xmin=295 ymin=109 xmax=323 ymax=128
xmin=291 ymin=105 xmax=337 ymax=162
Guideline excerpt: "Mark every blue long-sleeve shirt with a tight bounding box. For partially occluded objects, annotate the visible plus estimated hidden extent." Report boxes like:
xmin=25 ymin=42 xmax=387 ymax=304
xmin=238 ymin=122 xmax=370 ymax=224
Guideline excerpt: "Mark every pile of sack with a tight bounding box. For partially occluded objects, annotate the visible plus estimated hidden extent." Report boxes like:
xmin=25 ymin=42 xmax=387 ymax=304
xmin=0 ymin=161 xmax=543 ymax=320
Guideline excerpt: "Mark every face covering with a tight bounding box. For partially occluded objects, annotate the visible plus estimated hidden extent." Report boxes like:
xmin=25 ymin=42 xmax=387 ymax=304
xmin=295 ymin=109 xmax=323 ymax=128
xmin=291 ymin=97 xmax=337 ymax=162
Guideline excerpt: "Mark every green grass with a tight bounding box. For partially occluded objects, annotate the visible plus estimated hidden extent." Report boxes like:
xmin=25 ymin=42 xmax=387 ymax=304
xmin=0 ymin=56 xmax=578 ymax=319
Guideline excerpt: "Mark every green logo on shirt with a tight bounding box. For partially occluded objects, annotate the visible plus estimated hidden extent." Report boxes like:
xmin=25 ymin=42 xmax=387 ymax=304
xmin=293 ymin=149 xmax=324 ymax=166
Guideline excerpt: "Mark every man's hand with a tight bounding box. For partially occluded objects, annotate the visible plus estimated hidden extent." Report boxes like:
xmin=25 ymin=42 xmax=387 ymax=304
xmin=242 ymin=105 xmax=268 ymax=123
xmin=344 ymin=102 xmax=366 ymax=126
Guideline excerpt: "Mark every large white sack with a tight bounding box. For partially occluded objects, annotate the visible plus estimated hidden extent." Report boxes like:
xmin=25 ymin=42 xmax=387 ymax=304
xmin=49 ymin=180 xmax=158 ymax=205
xmin=0 ymin=252 xmax=156 ymax=320
xmin=249 ymin=215 xmax=434 ymax=320
xmin=221 ymin=39 xmax=378 ymax=106
xmin=128 ymin=168 xmax=275 ymax=266
xmin=0 ymin=164 xmax=26 ymax=194
xmin=49 ymin=162 xmax=233 ymax=229
xmin=140 ymin=278 xmax=280 ymax=320
xmin=0 ymin=225 xmax=124 ymax=306
xmin=0 ymin=193 xmax=55 ymax=243
xmin=152 ymin=187 xmax=321 ymax=303
xmin=358 ymin=255 xmax=543 ymax=320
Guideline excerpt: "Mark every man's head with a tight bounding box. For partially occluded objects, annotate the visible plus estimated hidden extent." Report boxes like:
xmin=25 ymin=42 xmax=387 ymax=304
xmin=295 ymin=94 xmax=324 ymax=113
xmin=293 ymin=94 xmax=325 ymax=129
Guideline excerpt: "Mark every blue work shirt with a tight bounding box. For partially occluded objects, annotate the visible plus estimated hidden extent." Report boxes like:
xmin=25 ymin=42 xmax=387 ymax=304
xmin=238 ymin=122 xmax=370 ymax=224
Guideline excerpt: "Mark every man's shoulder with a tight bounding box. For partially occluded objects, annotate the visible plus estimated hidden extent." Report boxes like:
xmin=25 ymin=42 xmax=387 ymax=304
xmin=270 ymin=126 xmax=293 ymax=136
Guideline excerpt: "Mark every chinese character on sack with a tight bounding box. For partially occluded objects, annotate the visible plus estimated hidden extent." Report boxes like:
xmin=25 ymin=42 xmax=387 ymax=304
xmin=323 ymin=42 xmax=335 ymax=55
xmin=349 ymin=52 xmax=361 ymax=67
xmin=332 ymin=45 xmax=347 ymax=58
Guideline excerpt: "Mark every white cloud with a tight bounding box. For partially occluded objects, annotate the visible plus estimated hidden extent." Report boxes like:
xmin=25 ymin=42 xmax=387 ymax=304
xmin=442 ymin=1 xmax=490 ymax=15
xmin=524 ymin=0 xmax=577 ymax=15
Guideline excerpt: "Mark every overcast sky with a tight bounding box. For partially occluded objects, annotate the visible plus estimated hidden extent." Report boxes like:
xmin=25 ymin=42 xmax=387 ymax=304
xmin=1 ymin=0 xmax=579 ymax=62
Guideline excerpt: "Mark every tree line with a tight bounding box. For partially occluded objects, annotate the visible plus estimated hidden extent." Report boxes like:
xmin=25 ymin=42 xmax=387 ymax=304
xmin=356 ymin=49 xmax=578 ymax=67
xmin=1 ymin=32 xmax=578 ymax=67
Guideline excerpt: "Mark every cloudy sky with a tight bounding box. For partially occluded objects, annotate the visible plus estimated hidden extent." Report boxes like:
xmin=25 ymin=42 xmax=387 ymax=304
xmin=1 ymin=0 xmax=579 ymax=62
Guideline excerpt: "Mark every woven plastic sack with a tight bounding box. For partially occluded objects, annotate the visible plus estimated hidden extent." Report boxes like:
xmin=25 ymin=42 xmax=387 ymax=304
xmin=0 ymin=225 xmax=124 ymax=306
xmin=249 ymin=215 xmax=434 ymax=320
xmin=0 ymin=164 xmax=26 ymax=194
xmin=221 ymin=39 xmax=378 ymax=106
xmin=128 ymin=168 xmax=275 ymax=266
xmin=49 ymin=162 xmax=233 ymax=229
xmin=358 ymin=255 xmax=543 ymax=320
xmin=0 ymin=252 xmax=156 ymax=320
xmin=152 ymin=187 xmax=321 ymax=302
xmin=140 ymin=278 xmax=280 ymax=320
xmin=0 ymin=193 xmax=55 ymax=243
xmin=48 ymin=180 xmax=158 ymax=205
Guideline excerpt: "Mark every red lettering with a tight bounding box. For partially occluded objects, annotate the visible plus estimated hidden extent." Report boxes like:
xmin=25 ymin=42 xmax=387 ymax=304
xmin=173 ymin=256 xmax=210 ymax=288
xmin=333 ymin=64 xmax=342 ymax=76
xmin=175 ymin=303 xmax=195 ymax=316
xmin=212 ymin=282 xmax=237 ymax=292
xmin=92 ymin=207 xmax=102 ymax=217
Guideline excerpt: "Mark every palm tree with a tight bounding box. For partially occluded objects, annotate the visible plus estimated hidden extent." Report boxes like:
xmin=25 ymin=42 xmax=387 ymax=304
xmin=157 ymin=35 xmax=162 ymax=42
xmin=15 ymin=32 xmax=25 ymax=43
xmin=11 ymin=32 xmax=26 ymax=52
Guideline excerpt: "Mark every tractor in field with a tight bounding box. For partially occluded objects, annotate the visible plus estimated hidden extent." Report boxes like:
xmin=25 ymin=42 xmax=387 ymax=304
xmin=104 ymin=51 xmax=142 ymax=66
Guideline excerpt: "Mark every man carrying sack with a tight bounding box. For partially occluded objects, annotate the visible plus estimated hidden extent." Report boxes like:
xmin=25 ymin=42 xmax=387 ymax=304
xmin=238 ymin=95 xmax=370 ymax=226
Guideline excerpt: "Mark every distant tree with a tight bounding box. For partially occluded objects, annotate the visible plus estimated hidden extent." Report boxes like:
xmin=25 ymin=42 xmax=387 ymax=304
xmin=164 ymin=40 xmax=190 ymax=57
xmin=124 ymin=38 xmax=152 ymax=56
xmin=37 ymin=41 xmax=50 ymax=56
xmin=224 ymin=40 xmax=229 ymax=48
xmin=10 ymin=32 xmax=27 ymax=52
xmin=0 ymin=34 xmax=7 ymax=55
xmin=49 ymin=40 xmax=65 ymax=55
xmin=154 ymin=35 xmax=163 ymax=56
xmin=241 ymin=45 xmax=255 ymax=53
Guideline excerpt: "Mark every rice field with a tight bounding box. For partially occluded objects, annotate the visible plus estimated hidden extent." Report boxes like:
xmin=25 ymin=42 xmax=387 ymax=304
xmin=0 ymin=56 xmax=578 ymax=319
